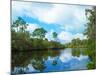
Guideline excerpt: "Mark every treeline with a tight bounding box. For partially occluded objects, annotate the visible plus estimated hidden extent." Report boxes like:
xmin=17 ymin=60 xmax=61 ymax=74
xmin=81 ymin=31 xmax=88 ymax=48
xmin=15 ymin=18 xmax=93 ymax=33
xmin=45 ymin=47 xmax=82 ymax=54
xmin=11 ymin=17 xmax=64 ymax=51
xmin=65 ymin=38 xmax=88 ymax=48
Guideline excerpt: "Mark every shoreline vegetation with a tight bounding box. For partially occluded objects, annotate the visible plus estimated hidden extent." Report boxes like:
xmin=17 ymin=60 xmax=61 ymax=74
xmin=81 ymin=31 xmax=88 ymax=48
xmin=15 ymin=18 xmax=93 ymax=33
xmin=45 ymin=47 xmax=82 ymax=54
xmin=11 ymin=7 xmax=96 ymax=69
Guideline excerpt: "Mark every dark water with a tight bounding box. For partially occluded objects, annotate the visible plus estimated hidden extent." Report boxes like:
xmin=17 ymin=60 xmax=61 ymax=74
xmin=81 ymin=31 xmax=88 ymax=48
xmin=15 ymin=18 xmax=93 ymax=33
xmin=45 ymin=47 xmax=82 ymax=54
xmin=11 ymin=48 xmax=90 ymax=74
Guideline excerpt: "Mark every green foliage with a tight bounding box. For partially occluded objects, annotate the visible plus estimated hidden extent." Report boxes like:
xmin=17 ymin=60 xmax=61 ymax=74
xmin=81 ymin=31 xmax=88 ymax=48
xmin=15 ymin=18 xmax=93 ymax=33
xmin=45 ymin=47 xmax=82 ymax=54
xmin=84 ymin=6 xmax=96 ymax=69
xmin=72 ymin=48 xmax=81 ymax=57
xmin=11 ymin=17 xmax=64 ymax=51
xmin=52 ymin=32 xmax=58 ymax=42
xmin=12 ymin=17 xmax=27 ymax=32
xmin=84 ymin=7 xmax=96 ymax=40
xmin=87 ymin=61 xmax=96 ymax=69
xmin=65 ymin=38 xmax=87 ymax=48
xmin=52 ymin=32 xmax=57 ymax=39
xmin=32 ymin=28 xmax=47 ymax=39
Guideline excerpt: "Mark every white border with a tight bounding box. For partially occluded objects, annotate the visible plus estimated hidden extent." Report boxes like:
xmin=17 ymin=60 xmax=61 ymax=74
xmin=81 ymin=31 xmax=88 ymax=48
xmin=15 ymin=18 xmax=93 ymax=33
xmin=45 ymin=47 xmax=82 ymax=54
xmin=0 ymin=0 xmax=97 ymax=75
xmin=0 ymin=0 xmax=10 ymax=75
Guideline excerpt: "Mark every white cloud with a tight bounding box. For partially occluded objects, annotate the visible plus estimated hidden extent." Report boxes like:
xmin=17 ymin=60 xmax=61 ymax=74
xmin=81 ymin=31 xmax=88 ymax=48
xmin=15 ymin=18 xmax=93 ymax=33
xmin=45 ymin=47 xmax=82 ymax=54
xmin=74 ymin=33 xmax=87 ymax=40
xmin=12 ymin=1 xmax=33 ymax=20
xmin=58 ymin=31 xmax=87 ymax=43
xmin=61 ymin=24 xmax=74 ymax=30
xmin=36 ymin=4 xmax=87 ymax=26
xmin=40 ymin=4 xmax=66 ymax=23
xmin=58 ymin=31 xmax=73 ymax=43
xmin=12 ymin=1 xmax=89 ymax=24
xmin=12 ymin=1 xmax=53 ymax=21
xmin=26 ymin=23 xmax=39 ymax=32
xmin=45 ymin=29 xmax=54 ymax=41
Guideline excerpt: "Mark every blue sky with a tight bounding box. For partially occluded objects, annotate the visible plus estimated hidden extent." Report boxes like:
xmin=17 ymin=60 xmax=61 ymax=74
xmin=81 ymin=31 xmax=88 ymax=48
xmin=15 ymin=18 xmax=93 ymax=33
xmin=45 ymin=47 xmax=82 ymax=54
xmin=12 ymin=1 xmax=93 ymax=43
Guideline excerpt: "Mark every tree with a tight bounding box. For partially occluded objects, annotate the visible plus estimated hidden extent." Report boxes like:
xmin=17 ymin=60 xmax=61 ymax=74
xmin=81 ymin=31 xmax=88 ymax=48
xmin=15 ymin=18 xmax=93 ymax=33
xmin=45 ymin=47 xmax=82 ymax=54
xmin=12 ymin=17 xmax=27 ymax=32
xmin=84 ymin=7 xmax=96 ymax=40
xmin=11 ymin=17 xmax=31 ymax=50
xmin=52 ymin=32 xmax=57 ymax=41
xmin=32 ymin=28 xmax=47 ymax=39
xmin=84 ymin=6 xmax=96 ymax=69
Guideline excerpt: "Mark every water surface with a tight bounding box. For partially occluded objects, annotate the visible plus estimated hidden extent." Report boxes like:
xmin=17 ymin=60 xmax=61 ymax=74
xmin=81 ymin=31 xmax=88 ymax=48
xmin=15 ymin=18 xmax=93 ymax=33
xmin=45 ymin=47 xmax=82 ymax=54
xmin=11 ymin=48 xmax=90 ymax=74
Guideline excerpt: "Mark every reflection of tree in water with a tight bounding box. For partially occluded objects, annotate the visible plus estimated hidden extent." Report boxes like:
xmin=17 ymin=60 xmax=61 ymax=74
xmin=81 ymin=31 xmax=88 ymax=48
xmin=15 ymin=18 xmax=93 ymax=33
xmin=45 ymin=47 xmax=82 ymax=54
xmin=48 ymin=50 xmax=60 ymax=66
xmin=11 ymin=50 xmax=61 ymax=74
xmin=72 ymin=48 xmax=81 ymax=57
xmin=31 ymin=60 xmax=46 ymax=72
xmin=31 ymin=50 xmax=60 ymax=71
xmin=52 ymin=60 xmax=57 ymax=66
xmin=11 ymin=51 xmax=34 ymax=71
xmin=72 ymin=48 xmax=88 ymax=57
xmin=48 ymin=50 xmax=60 ymax=57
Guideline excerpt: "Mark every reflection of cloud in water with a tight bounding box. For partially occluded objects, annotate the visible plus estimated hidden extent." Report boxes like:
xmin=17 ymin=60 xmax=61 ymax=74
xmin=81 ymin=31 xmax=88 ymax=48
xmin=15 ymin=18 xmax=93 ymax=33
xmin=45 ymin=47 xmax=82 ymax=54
xmin=47 ymin=56 xmax=58 ymax=62
xmin=13 ymin=64 xmax=39 ymax=74
xmin=59 ymin=48 xmax=90 ymax=70
xmin=44 ymin=48 xmax=90 ymax=71
xmin=48 ymin=56 xmax=55 ymax=61
xmin=44 ymin=53 xmax=89 ymax=71
xmin=59 ymin=48 xmax=89 ymax=63
xmin=59 ymin=48 xmax=73 ymax=62
xmin=74 ymin=55 xmax=89 ymax=61
xmin=25 ymin=64 xmax=39 ymax=73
